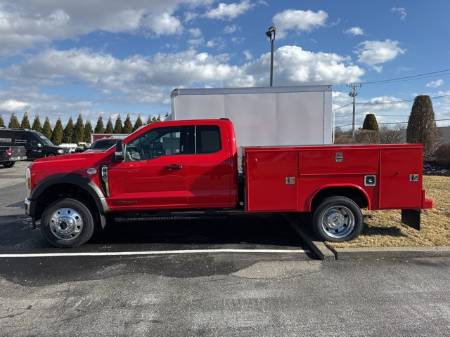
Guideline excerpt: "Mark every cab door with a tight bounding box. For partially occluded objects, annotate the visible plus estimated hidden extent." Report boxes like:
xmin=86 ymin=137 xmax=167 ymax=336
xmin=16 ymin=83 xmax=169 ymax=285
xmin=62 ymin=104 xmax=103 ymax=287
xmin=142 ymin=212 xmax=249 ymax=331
xmin=107 ymin=125 xmax=195 ymax=210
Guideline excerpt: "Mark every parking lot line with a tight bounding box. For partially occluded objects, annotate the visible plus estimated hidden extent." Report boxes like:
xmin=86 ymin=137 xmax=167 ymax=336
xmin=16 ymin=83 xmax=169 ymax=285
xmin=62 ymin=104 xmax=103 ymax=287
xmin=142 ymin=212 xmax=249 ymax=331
xmin=0 ymin=248 xmax=307 ymax=258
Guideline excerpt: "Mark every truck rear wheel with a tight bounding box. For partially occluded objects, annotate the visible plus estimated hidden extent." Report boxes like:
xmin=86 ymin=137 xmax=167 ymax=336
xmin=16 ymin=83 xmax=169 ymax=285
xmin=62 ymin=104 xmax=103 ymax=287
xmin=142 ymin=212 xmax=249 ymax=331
xmin=40 ymin=198 xmax=95 ymax=248
xmin=312 ymin=196 xmax=363 ymax=242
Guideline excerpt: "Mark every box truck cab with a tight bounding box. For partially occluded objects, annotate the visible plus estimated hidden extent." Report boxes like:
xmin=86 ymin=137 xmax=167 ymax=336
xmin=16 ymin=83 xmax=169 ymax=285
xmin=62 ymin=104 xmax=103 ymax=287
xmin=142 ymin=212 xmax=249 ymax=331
xmin=25 ymin=119 xmax=432 ymax=248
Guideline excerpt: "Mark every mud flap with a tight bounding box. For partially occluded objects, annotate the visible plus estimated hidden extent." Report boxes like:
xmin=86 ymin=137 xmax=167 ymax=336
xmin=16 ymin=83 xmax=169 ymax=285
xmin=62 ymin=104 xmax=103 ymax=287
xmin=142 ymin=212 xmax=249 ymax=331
xmin=401 ymin=209 xmax=421 ymax=230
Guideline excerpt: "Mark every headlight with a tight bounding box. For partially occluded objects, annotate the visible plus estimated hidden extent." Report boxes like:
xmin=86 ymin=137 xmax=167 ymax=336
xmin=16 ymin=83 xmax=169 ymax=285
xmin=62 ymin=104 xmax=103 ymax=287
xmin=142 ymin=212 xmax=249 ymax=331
xmin=25 ymin=167 xmax=31 ymax=192
xmin=57 ymin=149 xmax=64 ymax=154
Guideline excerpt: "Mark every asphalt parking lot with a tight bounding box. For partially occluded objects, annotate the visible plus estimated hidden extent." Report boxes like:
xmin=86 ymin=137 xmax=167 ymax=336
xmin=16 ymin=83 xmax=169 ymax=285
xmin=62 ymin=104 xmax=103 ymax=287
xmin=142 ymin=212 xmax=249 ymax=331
xmin=0 ymin=161 xmax=449 ymax=337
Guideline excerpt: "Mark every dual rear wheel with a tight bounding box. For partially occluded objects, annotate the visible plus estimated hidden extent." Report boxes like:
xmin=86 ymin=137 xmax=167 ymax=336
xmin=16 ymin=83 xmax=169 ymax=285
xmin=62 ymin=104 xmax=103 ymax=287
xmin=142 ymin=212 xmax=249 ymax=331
xmin=312 ymin=196 xmax=363 ymax=242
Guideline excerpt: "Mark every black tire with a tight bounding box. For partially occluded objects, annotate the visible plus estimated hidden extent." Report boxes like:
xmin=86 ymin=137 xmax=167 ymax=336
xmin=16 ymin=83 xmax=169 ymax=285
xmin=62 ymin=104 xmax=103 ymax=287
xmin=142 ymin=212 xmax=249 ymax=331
xmin=2 ymin=162 xmax=15 ymax=168
xmin=40 ymin=198 xmax=95 ymax=248
xmin=312 ymin=196 xmax=363 ymax=242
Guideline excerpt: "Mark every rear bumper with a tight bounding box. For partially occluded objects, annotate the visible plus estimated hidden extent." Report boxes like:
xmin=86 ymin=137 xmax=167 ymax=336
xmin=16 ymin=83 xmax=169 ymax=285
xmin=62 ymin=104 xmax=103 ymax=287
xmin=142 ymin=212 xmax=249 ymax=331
xmin=422 ymin=190 xmax=433 ymax=209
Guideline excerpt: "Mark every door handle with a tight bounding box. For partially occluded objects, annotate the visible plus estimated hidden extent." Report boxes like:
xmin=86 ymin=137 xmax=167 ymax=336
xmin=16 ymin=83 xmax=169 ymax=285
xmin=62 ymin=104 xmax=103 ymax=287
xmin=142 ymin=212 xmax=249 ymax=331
xmin=165 ymin=163 xmax=182 ymax=170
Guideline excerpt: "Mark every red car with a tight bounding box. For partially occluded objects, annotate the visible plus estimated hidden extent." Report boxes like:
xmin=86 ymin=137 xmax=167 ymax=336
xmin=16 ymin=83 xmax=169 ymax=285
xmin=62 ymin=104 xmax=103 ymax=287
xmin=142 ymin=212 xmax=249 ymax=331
xmin=25 ymin=119 xmax=433 ymax=247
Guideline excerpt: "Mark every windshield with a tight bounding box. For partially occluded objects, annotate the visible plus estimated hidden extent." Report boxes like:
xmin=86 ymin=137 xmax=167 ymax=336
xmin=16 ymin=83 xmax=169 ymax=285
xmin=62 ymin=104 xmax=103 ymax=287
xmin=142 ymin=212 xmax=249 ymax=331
xmin=38 ymin=133 xmax=55 ymax=146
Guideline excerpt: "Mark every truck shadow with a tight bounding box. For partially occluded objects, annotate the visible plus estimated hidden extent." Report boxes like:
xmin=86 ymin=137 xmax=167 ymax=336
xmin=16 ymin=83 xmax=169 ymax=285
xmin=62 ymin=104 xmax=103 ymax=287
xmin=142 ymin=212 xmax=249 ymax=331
xmin=362 ymin=222 xmax=404 ymax=237
xmin=91 ymin=214 xmax=306 ymax=249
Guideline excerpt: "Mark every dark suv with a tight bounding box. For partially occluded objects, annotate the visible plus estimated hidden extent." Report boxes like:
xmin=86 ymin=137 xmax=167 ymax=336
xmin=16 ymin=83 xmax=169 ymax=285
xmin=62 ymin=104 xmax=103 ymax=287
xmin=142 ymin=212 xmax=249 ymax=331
xmin=0 ymin=128 xmax=65 ymax=160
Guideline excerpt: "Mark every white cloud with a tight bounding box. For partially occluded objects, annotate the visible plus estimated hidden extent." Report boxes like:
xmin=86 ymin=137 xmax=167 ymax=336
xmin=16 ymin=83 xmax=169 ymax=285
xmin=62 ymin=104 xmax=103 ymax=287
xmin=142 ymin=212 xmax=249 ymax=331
xmin=344 ymin=26 xmax=364 ymax=36
xmin=356 ymin=39 xmax=405 ymax=72
xmin=0 ymin=0 xmax=212 ymax=56
xmin=223 ymin=24 xmax=239 ymax=34
xmin=426 ymin=79 xmax=444 ymax=88
xmin=205 ymin=1 xmax=252 ymax=20
xmin=243 ymin=50 xmax=253 ymax=61
xmin=2 ymin=45 xmax=364 ymax=105
xmin=391 ymin=7 xmax=407 ymax=20
xmin=0 ymin=99 xmax=29 ymax=112
xmin=273 ymin=9 xmax=328 ymax=38
xmin=188 ymin=27 xmax=203 ymax=38
xmin=244 ymin=45 xmax=364 ymax=86
xmin=1 ymin=48 xmax=253 ymax=101
xmin=144 ymin=13 xmax=183 ymax=35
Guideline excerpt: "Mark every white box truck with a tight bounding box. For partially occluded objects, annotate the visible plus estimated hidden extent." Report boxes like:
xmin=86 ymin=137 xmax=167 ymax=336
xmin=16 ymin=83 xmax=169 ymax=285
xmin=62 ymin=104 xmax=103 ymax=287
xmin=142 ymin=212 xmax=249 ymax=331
xmin=170 ymin=86 xmax=334 ymax=148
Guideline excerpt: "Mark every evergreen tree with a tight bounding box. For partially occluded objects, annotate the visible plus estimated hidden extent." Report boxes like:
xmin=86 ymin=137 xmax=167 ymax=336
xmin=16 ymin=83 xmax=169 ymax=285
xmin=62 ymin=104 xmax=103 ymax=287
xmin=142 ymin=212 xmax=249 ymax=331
xmin=0 ymin=115 xmax=4 ymax=127
xmin=94 ymin=116 xmax=105 ymax=133
xmin=42 ymin=117 xmax=53 ymax=139
xmin=83 ymin=121 xmax=93 ymax=143
xmin=31 ymin=115 xmax=42 ymax=132
xmin=122 ymin=114 xmax=133 ymax=134
xmin=73 ymin=114 xmax=85 ymax=144
xmin=105 ymin=118 xmax=114 ymax=133
xmin=51 ymin=118 xmax=64 ymax=145
xmin=407 ymin=95 xmax=438 ymax=157
xmin=8 ymin=113 xmax=20 ymax=128
xmin=63 ymin=118 xmax=74 ymax=143
xmin=362 ymin=113 xmax=379 ymax=131
xmin=20 ymin=112 xmax=31 ymax=129
xmin=113 ymin=116 xmax=123 ymax=134
xmin=133 ymin=115 xmax=143 ymax=131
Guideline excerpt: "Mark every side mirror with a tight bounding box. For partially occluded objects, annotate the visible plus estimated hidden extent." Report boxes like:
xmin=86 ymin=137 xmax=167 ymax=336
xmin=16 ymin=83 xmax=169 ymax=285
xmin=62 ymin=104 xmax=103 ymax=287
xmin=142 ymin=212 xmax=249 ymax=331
xmin=114 ymin=141 xmax=125 ymax=162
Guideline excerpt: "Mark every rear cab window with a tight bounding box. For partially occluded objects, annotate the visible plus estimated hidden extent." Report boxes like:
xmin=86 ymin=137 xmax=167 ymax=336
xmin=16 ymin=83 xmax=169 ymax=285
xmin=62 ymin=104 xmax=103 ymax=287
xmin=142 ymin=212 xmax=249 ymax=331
xmin=196 ymin=125 xmax=221 ymax=154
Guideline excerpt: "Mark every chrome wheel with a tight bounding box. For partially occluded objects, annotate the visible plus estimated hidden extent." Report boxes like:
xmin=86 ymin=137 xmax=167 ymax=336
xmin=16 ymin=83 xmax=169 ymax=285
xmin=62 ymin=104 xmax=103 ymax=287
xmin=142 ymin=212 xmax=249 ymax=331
xmin=320 ymin=205 xmax=355 ymax=239
xmin=49 ymin=208 xmax=83 ymax=241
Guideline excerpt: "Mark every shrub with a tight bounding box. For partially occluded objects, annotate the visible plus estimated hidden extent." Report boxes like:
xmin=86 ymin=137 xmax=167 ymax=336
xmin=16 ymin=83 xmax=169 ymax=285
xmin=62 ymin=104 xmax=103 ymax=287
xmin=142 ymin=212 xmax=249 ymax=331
xmin=362 ymin=113 xmax=379 ymax=131
xmin=434 ymin=143 xmax=450 ymax=167
xmin=407 ymin=95 xmax=439 ymax=157
xmin=355 ymin=129 xmax=379 ymax=144
xmin=379 ymin=127 xmax=404 ymax=144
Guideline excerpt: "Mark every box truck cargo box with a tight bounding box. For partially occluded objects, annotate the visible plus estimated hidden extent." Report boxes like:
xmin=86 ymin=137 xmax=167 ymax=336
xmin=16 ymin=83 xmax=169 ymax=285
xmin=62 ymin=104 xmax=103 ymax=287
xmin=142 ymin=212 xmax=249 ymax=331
xmin=170 ymin=86 xmax=333 ymax=148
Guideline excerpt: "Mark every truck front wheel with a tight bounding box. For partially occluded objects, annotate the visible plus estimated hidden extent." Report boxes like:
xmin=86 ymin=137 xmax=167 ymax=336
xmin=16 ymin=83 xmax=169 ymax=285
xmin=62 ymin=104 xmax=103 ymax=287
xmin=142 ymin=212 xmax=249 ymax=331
xmin=312 ymin=196 xmax=363 ymax=242
xmin=40 ymin=198 xmax=95 ymax=248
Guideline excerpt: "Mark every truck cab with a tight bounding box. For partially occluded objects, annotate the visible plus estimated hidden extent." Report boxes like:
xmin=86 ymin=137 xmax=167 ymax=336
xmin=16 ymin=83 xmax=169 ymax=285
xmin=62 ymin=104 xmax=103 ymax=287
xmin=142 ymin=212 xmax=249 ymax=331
xmin=25 ymin=119 xmax=432 ymax=248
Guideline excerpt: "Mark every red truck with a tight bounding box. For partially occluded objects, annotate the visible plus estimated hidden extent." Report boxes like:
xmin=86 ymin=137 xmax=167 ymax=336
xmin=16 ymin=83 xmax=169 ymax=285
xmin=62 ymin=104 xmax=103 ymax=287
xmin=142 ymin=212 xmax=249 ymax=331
xmin=24 ymin=119 xmax=433 ymax=247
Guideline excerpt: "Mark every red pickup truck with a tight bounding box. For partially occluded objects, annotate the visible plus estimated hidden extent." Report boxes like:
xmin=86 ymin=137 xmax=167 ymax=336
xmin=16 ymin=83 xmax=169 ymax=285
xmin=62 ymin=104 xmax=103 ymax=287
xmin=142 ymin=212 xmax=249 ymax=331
xmin=25 ymin=119 xmax=433 ymax=247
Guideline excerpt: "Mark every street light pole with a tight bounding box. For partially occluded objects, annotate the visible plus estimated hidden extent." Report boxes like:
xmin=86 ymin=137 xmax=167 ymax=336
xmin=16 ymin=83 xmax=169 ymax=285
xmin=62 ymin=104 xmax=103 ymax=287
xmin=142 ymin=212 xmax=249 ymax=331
xmin=266 ymin=26 xmax=276 ymax=87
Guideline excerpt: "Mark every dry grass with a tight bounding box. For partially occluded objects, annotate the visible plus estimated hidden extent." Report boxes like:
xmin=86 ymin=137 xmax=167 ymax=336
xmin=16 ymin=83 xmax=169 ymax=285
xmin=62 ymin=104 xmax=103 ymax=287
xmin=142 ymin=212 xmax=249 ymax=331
xmin=330 ymin=175 xmax=450 ymax=248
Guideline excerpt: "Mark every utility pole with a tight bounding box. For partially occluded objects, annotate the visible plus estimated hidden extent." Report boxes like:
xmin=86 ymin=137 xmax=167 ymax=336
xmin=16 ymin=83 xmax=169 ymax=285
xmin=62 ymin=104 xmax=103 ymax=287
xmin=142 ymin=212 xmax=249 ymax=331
xmin=348 ymin=83 xmax=361 ymax=139
xmin=265 ymin=26 xmax=276 ymax=87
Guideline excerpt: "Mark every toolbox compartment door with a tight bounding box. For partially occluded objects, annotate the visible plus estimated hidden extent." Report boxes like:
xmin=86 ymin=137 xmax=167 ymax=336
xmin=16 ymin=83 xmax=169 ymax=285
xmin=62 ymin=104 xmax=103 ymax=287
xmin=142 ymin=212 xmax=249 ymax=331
xmin=245 ymin=150 xmax=298 ymax=211
xmin=379 ymin=148 xmax=423 ymax=209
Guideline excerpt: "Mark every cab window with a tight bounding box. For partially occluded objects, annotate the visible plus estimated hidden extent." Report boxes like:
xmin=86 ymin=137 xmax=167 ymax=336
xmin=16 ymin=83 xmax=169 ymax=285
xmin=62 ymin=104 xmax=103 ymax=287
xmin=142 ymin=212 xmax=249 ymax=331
xmin=126 ymin=126 xmax=195 ymax=161
xmin=196 ymin=125 xmax=221 ymax=154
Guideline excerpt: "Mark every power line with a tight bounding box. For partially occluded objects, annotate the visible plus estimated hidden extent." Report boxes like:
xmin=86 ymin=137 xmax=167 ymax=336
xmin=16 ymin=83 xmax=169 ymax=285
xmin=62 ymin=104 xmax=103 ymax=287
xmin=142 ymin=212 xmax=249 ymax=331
xmin=360 ymin=68 xmax=450 ymax=85
xmin=334 ymin=118 xmax=450 ymax=128
xmin=333 ymin=93 xmax=450 ymax=113
xmin=334 ymin=67 xmax=450 ymax=88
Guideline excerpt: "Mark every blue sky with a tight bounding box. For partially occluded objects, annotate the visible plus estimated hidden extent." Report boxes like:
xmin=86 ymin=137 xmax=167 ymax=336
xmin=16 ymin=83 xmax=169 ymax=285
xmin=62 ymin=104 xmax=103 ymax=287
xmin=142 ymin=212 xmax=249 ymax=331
xmin=0 ymin=0 xmax=449 ymax=129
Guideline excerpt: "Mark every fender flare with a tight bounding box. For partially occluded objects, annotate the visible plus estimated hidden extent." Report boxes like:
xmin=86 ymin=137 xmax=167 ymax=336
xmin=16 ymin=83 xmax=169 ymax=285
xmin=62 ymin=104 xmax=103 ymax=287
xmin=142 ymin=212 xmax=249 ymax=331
xmin=307 ymin=184 xmax=372 ymax=211
xmin=29 ymin=173 xmax=109 ymax=219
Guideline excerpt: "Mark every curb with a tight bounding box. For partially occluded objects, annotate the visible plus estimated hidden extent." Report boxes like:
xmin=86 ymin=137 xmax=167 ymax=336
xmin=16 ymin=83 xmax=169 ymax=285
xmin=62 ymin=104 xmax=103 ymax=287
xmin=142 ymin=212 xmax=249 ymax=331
xmin=330 ymin=246 xmax=450 ymax=260
xmin=283 ymin=215 xmax=335 ymax=260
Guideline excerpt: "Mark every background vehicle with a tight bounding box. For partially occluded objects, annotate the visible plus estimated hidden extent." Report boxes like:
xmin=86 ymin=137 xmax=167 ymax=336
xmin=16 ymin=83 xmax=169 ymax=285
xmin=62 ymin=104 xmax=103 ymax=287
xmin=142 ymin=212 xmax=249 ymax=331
xmin=25 ymin=119 xmax=432 ymax=248
xmin=0 ymin=146 xmax=26 ymax=168
xmin=0 ymin=128 xmax=65 ymax=159
xmin=88 ymin=138 xmax=121 ymax=151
